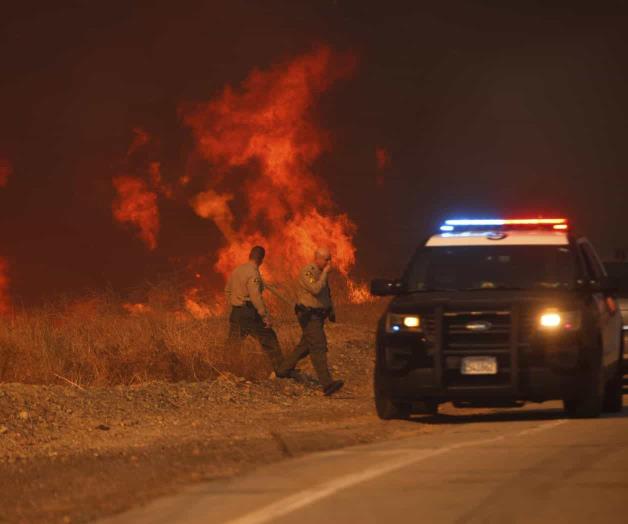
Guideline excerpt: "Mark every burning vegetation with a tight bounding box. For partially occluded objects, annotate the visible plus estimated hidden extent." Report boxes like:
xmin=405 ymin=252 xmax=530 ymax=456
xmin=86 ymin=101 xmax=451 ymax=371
xmin=0 ymin=46 xmax=378 ymax=386
xmin=110 ymin=45 xmax=371 ymax=311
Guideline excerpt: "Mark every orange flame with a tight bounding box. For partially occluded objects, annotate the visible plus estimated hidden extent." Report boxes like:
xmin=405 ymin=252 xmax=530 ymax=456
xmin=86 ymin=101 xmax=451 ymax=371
xmin=183 ymin=288 xmax=225 ymax=319
xmin=181 ymin=46 xmax=361 ymax=285
xmin=122 ymin=302 xmax=152 ymax=315
xmin=112 ymin=176 xmax=159 ymax=250
xmin=126 ymin=127 xmax=150 ymax=156
xmin=0 ymin=258 xmax=11 ymax=315
xmin=347 ymin=280 xmax=374 ymax=304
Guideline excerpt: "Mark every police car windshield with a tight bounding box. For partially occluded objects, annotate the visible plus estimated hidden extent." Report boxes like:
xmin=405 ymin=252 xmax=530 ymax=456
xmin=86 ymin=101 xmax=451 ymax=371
xmin=405 ymin=245 xmax=576 ymax=292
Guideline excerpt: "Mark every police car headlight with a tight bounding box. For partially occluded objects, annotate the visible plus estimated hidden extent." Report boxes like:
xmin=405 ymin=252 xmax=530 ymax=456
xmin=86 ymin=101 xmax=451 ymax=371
xmin=538 ymin=310 xmax=580 ymax=331
xmin=386 ymin=314 xmax=421 ymax=333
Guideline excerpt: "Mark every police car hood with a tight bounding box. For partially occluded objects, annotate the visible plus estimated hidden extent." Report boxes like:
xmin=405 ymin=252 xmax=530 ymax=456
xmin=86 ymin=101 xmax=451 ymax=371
xmin=388 ymin=289 xmax=579 ymax=315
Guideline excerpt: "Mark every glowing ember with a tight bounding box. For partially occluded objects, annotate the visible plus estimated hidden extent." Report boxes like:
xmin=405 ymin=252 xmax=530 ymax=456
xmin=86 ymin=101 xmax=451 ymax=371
xmin=112 ymin=176 xmax=159 ymax=250
xmin=0 ymin=258 xmax=10 ymax=315
xmin=375 ymin=146 xmax=391 ymax=170
xmin=181 ymin=45 xmax=362 ymax=287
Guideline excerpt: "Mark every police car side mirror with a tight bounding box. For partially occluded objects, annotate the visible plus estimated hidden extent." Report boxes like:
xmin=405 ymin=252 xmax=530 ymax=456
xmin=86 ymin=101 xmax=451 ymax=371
xmin=370 ymin=279 xmax=405 ymax=296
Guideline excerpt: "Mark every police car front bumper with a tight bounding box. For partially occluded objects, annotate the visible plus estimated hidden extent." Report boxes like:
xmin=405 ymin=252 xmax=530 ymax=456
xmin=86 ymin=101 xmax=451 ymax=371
xmin=389 ymin=366 xmax=584 ymax=403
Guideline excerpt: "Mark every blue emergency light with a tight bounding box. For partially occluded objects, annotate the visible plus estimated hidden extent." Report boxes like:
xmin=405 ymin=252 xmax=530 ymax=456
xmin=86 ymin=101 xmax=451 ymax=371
xmin=440 ymin=218 xmax=568 ymax=232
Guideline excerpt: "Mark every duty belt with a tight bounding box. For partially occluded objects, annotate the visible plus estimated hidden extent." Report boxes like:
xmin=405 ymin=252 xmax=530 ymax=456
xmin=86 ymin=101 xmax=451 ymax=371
xmin=295 ymin=304 xmax=331 ymax=317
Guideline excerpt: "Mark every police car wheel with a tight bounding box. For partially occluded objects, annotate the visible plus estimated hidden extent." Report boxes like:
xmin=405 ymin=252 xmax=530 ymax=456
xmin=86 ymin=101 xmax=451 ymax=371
xmin=563 ymin=358 xmax=604 ymax=419
xmin=374 ymin=361 xmax=410 ymax=420
xmin=413 ymin=400 xmax=438 ymax=416
xmin=375 ymin=391 xmax=411 ymax=420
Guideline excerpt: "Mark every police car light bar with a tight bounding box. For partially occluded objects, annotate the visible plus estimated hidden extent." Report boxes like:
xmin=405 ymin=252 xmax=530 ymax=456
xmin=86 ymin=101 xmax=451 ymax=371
xmin=440 ymin=218 xmax=568 ymax=232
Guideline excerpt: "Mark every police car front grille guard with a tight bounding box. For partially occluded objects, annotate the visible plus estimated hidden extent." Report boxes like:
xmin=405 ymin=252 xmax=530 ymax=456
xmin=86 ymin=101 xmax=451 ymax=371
xmin=427 ymin=306 xmax=526 ymax=392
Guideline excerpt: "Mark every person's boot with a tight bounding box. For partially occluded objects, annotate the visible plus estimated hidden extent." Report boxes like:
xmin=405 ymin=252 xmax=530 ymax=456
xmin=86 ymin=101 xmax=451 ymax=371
xmin=323 ymin=380 xmax=344 ymax=396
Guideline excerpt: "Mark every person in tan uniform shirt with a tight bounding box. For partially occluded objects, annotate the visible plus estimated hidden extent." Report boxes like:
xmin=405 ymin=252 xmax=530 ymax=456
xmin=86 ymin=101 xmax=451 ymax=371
xmin=277 ymin=248 xmax=344 ymax=396
xmin=225 ymin=246 xmax=284 ymax=374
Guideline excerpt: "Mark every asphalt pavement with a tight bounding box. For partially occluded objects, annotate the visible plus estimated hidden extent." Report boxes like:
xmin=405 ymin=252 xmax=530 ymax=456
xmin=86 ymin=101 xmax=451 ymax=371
xmin=101 ymin=397 xmax=628 ymax=524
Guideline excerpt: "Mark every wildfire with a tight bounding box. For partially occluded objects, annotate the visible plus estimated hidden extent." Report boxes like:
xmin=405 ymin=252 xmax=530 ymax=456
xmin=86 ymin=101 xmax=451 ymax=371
xmin=111 ymin=46 xmax=373 ymax=313
xmin=347 ymin=280 xmax=373 ymax=304
xmin=122 ymin=302 xmax=153 ymax=315
xmin=112 ymin=176 xmax=159 ymax=250
xmin=181 ymin=45 xmax=362 ymax=286
xmin=183 ymin=288 xmax=225 ymax=319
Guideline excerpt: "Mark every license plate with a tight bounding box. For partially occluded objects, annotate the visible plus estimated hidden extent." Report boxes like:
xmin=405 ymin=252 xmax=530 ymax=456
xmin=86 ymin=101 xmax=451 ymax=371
xmin=461 ymin=356 xmax=498 ymax=375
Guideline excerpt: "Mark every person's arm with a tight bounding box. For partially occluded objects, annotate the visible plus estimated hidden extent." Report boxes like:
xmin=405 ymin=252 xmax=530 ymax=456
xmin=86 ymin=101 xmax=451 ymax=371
xmin=300 ymin=266 xmax=329 ymax=295
xmin=328 ymin=286 xmax=336 ymax=322
xmin=246 ymin=274 xmax=268 ymax=318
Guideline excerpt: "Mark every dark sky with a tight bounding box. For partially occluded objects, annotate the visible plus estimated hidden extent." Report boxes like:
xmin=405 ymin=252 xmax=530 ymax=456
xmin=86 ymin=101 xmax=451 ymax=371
xmin=1 ymin=1 xmax=628 ymax=303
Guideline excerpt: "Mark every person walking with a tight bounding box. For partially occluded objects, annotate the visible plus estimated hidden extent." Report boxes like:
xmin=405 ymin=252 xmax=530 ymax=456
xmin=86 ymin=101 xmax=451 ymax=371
xmin=277 ymin=248 xmax=344 ymax=396
xmin=225 ymin=246 xmax=285 ymax=375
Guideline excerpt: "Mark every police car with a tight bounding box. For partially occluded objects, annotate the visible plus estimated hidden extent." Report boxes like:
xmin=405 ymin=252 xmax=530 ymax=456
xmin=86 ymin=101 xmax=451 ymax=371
xmin=371 ymin=218 xmax=624 ymax=419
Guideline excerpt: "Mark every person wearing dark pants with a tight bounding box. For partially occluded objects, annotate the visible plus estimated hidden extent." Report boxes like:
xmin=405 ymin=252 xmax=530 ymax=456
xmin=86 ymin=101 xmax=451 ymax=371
xmin=225 ymin=246 xmax=284 ymax=375
xmin=227 ymin=302 xmax=284 ymax=373
xmin=278 ymin=248 xmax=344 ymax=396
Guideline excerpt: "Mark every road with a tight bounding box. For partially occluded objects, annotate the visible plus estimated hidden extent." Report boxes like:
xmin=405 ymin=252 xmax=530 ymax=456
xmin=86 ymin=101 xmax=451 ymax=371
xmin=101 ymin=399 xmax=628 ymax=524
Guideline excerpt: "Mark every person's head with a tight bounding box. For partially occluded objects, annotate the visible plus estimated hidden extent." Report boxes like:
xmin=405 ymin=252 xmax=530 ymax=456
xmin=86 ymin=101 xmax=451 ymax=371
xmin=249 ymin=245 xmax=266 ymax=267
xmin=314 ymin=247 xmax=332 ymax=270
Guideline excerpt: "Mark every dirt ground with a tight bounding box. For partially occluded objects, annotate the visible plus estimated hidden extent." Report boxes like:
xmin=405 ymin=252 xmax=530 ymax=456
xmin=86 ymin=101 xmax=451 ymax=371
xmin=0 ymin=321 xmax=463 ymax=524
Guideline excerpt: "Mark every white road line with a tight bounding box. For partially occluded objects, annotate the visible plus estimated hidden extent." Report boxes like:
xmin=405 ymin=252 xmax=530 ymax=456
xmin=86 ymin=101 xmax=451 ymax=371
xmin=222 ymin=420 xmax=567 ymax=524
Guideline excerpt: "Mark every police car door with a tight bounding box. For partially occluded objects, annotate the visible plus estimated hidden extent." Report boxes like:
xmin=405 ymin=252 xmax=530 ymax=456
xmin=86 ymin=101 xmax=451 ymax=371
xmin=578 ymin=239 xmax=622 ymax=367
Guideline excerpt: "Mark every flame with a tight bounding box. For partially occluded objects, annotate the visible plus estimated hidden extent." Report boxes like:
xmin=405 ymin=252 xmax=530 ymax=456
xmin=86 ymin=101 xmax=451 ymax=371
xmin=181 ymin=45 xmax=361 ymax=286
xmin=183 ymin=288 xmax=225 ymax=319
xmin=0 ymin=258 xmax=10 ymax=315
xmin=112 ymin=176 xmax=159 ymax=250
xmin=126 ymin=127 xmax=150 ymax=156
xmin=122 ymin=302 xmax=152 ymax=315
xmin=347 ymin=280 xmax=373 ymax=304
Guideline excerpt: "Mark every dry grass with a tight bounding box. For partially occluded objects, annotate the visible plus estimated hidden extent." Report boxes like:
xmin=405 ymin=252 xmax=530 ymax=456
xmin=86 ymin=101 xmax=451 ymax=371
xmin=0 ymin=290 xmax=385 ymax=387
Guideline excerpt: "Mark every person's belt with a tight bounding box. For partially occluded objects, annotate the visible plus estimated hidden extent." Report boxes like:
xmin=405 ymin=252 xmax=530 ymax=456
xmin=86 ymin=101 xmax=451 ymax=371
xmin=233 ymin=301 xmax=254 ymax=308
xmin=295 ymin=304 xmax=331 ymax=316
